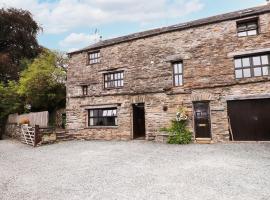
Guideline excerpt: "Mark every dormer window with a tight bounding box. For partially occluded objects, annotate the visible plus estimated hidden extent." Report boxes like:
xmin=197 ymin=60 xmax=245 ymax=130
xmin=88 ymin=51 xmax=100 ymax=64
xmin=237 ymin=18 xmax=258 ymax=37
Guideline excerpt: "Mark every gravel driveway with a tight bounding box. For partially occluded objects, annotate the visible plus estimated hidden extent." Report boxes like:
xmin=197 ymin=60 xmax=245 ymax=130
xmin=0 ymin=139 xmax=270 ymax=200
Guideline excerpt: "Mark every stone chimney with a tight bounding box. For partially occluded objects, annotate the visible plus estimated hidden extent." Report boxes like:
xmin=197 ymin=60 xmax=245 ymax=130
xmin=267 ymin=0 xmax=270 ymax=5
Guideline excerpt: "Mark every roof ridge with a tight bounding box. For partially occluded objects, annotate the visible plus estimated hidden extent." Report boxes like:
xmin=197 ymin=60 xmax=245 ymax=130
xmin=69 ymin=4 xmax=270 ymax=55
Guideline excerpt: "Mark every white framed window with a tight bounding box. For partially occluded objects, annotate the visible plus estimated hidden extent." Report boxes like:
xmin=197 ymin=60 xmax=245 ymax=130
xmin=234 ymin=54 xmax=270 ymax=79
xmin=104 ymin=71 xmax=124 ymax=89
xmin=88 ymin=51 xmax=100 ymax=64
xmin=173 ymin=62 xmax=183 ymax=86
xmin=237 ymin=19 xmax=258 ymax=37
xmin=88 ymin=108 xmax=118 ymax=127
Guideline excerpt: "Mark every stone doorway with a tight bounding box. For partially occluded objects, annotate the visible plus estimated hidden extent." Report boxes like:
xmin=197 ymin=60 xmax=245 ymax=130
xmin=132 ymin=103 xmax=146 ymax=139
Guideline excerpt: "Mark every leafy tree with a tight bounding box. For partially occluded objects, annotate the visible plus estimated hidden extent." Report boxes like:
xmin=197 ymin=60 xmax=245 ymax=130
xmin=0 ymin=82 xmax=23 ymax=139
xmin=18 ymin=50 xmax=66 ymax=113
xmin=0 ymin=8 xmax=41 ymax=82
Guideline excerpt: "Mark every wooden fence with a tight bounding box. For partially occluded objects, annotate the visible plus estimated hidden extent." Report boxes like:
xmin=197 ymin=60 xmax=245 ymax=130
xmin=7 ymin=111 xmax=49 ymax=127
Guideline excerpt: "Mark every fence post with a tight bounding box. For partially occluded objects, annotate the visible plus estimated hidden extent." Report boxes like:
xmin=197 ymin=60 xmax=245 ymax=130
xmin=34 ymin=125 xmax=40 ymax=147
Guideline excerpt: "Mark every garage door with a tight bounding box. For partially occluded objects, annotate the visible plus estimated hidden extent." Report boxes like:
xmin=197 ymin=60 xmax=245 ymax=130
xmin=227 ymin=99 xmax=270 ymax=141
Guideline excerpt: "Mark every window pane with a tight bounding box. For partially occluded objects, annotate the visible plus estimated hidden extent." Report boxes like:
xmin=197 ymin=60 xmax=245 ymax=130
xmin=102 ymin=110 xmax=108 ymax=117
xmin=263 ymin=67 xmax=269 ymax=76
xmin=261 ymin=56 xmax=269 ymax=65
xmin=242 ymin=58 xmax=250 ymax=67
xmin=93 ymin=110 xmax=99 ymax=117
xmin=174 ymin=64 xmax=178 ymax=74
xmin=238 ymin=24 xmax=247 ymax=31
xmin=243 ymin=68 xmax=251 ymax=77
xmin=90 ymin=110 xmax=94 ymax=117
xmin=248 ymin=30 xmax=257 ymax=36
xmin=179 ymin=75 xmax=183 ymax=85
xmin=90 ymin=118 xmax=94 ymax=126
xmin=235 ymin=69 xmax=243 ymax=78
xmin=253 ymin=56 xmax=261 ymax=66
xmin=254 ymin=67 xmax=262 ymax=77
xmin=174 ymin=75 xmax=179 ymax=86
xmin=247 ymin=22 xmax=257 ymax=29
xmin=107 ymin=110 xmax=112 ymax=116
xmin=178 ymin=64 xmax=183 ymax=73
xmin=234 ymin=59 xmax=242 ymax=68
xmin=238 ymin=32 xmax=247 ymax=37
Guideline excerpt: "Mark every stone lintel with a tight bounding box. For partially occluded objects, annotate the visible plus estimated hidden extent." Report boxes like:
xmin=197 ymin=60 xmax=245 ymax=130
xmin=80 ymin=103 xmax=121 ymax=109
xmin=226 ymin=93 xmax=270 ymax=101
xmin=228 ymin=47 xmax=270 ymax=58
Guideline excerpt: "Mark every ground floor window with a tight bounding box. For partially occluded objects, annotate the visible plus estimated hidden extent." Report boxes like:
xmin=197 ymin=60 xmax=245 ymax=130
xmin=88 ymin=108 xmax=118 ymax=127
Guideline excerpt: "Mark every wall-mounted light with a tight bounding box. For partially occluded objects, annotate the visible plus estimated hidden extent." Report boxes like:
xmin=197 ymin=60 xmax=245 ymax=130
xmin=163 ymin=105 xmax=168 ymax=112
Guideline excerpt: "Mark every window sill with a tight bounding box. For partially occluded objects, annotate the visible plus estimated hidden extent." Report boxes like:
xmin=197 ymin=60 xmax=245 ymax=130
xmin=85 ymin=126 xmax=118 ymax=129
xmin=86 ymin=62 xmax=101 ymax=66
xmin=237 ymin=34 xmax=259 ymax=38
xmin=104 ymin=87 xmax=124 ymax=90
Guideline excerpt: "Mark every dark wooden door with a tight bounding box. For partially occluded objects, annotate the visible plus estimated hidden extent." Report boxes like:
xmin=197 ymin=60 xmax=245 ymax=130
xmin=193 ymin=102 xmax=211 ymax=138
xmin=133 ymin=103 xmax=146 ymax=139
xmin=227 ymin=99 xmax=270 ymax=141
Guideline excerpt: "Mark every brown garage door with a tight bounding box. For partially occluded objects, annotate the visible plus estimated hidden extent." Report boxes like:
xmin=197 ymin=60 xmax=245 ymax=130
xmin=227 ymin=99 xmax=270 ymax=141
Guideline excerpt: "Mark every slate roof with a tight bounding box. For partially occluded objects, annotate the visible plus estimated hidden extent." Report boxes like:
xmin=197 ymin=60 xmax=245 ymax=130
xmin=69 ymin=4 xmax=270 ymax=55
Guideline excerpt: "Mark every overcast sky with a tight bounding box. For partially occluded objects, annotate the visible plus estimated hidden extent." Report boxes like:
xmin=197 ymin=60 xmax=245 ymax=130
xmin=0 ymin=0 xmax=267 ymax=52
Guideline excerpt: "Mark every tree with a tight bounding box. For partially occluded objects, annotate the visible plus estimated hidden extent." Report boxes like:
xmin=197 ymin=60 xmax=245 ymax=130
xmin=0 ymin=82 xmax=23 ymax=139
xmin=0 ymin=8 xmax=41 ymax=82
xmin=18 ymin=50 xmax=66 ymax=113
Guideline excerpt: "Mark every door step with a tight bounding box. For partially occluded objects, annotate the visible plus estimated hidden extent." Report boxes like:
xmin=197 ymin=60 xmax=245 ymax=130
xmin=195 ymin=138 xmax=213 ymax=144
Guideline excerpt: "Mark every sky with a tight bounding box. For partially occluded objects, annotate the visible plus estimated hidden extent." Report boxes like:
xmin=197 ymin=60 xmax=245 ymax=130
xmin=0 ymin=0 xmax=267 ymax=52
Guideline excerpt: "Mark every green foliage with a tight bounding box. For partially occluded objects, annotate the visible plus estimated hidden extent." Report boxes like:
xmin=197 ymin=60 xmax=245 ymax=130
xmin=18 ymin=50 xmax=66 ymax=112
xmin=0 ymin=81 xmax=23 ymax=122
xmin=0 ymin=8 xmax=41 ymax=82
xmin=161 ymin=120 xmax=192 ymax=144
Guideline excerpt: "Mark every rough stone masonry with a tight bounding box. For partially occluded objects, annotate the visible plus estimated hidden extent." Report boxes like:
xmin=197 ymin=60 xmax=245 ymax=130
xmin=66 ymin=4 xmax=270 ymax=142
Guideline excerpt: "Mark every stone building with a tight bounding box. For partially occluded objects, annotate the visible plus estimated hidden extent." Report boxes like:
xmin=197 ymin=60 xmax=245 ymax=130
xmin=67 ymin=4 xmax=270 ymax=142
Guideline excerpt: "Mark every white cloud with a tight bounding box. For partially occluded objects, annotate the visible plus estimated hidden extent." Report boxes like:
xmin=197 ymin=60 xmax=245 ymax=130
xmin=0 ymin=0 xmax=204 ymax=34
xmin=59 ymin=33 xmax=101 ymax=52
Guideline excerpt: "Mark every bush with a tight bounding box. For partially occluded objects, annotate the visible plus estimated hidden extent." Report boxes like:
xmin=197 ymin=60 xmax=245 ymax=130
xmin=19 ymin=118 xmax=30 ymax=125
xmin=161 ymin=120 xmax=192 ymax=144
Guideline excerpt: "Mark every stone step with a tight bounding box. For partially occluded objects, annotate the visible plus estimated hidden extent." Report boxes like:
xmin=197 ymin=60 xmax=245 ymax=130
xmin=196 ymin=138 xmax=213 ymax=144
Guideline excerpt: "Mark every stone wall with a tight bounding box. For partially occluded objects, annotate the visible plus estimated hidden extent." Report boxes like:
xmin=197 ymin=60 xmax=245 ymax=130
xmin=67 ymin=11 xmax=270 ymax=142
xmin=5 ymin=124 xmax=21 ymax=139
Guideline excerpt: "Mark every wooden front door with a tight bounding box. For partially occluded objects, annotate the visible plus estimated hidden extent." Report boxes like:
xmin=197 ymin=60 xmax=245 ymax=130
xmin=193 ymin=102 xmax=211 ymax=138
xmin=227 ymin=99 xmax=270 ymax=141
xmin=133 ymin=103 xmax=146 ymax=139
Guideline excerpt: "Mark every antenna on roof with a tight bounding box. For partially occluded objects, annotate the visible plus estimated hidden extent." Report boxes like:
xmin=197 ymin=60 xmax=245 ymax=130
xmin=93 ymin=28 xmax=102 ymax=43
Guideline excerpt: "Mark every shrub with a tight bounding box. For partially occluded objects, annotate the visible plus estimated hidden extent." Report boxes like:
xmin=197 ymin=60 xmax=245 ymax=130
xmin=19 ymin=118 xmax=30 ymax=125
xmin=161 ymin=120 xmax=192 ymax=144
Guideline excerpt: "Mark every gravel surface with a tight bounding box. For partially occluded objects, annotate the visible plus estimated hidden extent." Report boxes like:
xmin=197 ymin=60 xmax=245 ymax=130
xmin=0 ymin=139 xmax=270 ymax=200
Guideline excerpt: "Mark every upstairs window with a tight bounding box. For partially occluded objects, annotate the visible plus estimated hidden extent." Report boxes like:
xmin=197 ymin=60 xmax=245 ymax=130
xmin=88 ymin=51 xmax=100 ymax=64
xmin=237 ymin=19 xmax=258 ymax=37
xmin=173 ymin=62 xmax=183 ymax=86
xmin=82 ymin=85 xmax=88 ymax=96
xmin=234 ymin=54 xmax=270 ymax=79
xmin=88 ymin=108 xmax=117 ymax=127
xmin=104 ymin=71 xmax=124 ymax=89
